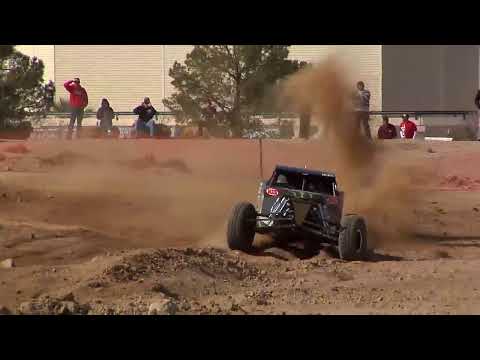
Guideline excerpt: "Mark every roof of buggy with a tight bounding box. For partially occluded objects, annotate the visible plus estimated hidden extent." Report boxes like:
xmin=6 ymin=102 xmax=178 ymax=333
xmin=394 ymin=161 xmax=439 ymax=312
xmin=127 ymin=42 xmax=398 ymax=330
xmin=274 ymin=165 xmax=336 ymax=179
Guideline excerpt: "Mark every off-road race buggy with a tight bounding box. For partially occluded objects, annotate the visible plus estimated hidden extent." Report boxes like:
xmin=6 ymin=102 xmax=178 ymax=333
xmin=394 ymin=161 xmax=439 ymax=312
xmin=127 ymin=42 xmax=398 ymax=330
xmin=227 ymin=165 xmax=369 ymax=261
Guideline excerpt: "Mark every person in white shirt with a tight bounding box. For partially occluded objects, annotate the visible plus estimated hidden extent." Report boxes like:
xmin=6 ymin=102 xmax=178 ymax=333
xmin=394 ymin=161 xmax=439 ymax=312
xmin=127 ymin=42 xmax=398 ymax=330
xmin=353 ymin=81 xmax=372 ymax=139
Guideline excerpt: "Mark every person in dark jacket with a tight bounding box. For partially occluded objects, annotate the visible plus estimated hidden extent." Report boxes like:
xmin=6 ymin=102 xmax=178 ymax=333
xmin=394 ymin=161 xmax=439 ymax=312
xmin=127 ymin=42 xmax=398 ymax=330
xmin=96 ymin=98 xmax=115 ymax=135
xmin=377 ymin=115 xmax=397 ymax=140
xmin=44 ymin=80 xmax=55 ymax=111
xmin=64 ymin=78 xmax=88 ymax=139
xmin=133 ymin=97 xmax=157 ymax=138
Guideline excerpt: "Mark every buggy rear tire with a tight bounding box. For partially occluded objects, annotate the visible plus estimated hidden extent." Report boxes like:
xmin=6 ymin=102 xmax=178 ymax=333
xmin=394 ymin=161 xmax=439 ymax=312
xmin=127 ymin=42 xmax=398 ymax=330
xmin=227 ymin=202 xmax=257 ymax=252
xmin=338 ymin=215 xmax=367 ymax=261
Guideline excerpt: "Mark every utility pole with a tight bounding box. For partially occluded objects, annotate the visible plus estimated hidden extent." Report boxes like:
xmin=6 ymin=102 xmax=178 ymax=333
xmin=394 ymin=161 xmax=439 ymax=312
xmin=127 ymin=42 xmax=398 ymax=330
xmin=163 ymin=45 xmax=166 ymax=112
xmin=259 ymin=137 xmax=263 ymax=180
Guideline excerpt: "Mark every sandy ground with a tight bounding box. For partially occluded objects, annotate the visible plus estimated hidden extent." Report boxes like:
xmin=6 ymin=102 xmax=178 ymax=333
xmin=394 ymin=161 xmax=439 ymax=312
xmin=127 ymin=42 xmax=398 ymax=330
xmin=1 ymin=138 xmax=480 ymax=315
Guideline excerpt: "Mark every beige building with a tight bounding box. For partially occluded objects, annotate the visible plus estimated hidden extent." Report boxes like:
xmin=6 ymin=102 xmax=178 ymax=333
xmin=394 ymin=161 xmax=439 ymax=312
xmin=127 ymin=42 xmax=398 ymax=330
xmin=15 ymin=45 xmax=479 ymax=113
xmin=16 ymin=45 xmax=55 ymax=83
xmin=16 ymin=45 xmax=382 ymax=112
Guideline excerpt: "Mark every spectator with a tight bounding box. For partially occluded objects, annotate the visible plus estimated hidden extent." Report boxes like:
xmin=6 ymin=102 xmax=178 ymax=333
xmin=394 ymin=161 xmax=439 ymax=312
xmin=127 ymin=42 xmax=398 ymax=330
xmin=199 ymin=99 xmax=217 ymax=137
xmin=399 ymin=114 xmax=417 ymax=139
xmin=64 ymin=78 xmax=88 ymax=139
xmin=377 ymin=115 xmax=397 ymax=140
xmin=353 ymin=81 xmax=372 ymax=139
xmin=133 ymin=97 xmax=157 ymax=138
xmin=280 ymin=120 xmax=295 ymax=139
xmin=299 ymin=105 xmax=312 ymax=139
xmin=96 ymin=98 xmax=115 ymax=136
xmin=475 ymin=90 xmax=480 ymax=140
xmin=44 ymin=80 xmax=55 ymax=111
xmin=206 ymin=100 xmax=217 ymax=121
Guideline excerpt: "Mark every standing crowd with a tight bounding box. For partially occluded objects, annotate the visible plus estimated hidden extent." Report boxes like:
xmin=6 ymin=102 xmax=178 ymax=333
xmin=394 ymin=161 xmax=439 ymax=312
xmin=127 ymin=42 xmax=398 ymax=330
xmin=63 ymin=78 xmax=164 ymax=139
xmin=63 ymin=77 xmax=423 ymax=140
xmin=352 ymin=81 xmax=417 ymax=140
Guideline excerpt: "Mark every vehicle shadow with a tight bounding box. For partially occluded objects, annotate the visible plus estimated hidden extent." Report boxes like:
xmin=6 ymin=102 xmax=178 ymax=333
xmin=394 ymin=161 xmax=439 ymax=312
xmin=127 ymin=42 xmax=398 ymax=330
xmin=248 ymin=245 xmax=305 ymax=261
xmin=413 ymin=233 xmax=480 ymax=249
xmin=438 ymin=243 xmax=480 ymax=249
xmin=249 ymin=243 xmax=403 ymax=262
xmin=413 ymin=233 xmax=480 ymax=242
xmin=364 ymin=251 xmax=403 ymax=262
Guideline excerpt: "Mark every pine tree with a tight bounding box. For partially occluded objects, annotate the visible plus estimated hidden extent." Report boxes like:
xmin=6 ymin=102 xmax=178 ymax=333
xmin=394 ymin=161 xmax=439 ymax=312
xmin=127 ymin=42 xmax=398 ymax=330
xmin=163 ymin=45 xmax=307 ymax=137
xmin=0 ymin=45 xmax=45 ymax=128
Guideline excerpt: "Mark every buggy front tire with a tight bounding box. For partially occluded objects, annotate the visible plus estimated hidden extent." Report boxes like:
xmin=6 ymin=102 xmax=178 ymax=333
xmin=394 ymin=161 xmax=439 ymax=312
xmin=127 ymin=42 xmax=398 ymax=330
xmin=227 ymin=202 xmax=257 ymax=252
xmin=338 ymin=215 xmax=367 ymax=261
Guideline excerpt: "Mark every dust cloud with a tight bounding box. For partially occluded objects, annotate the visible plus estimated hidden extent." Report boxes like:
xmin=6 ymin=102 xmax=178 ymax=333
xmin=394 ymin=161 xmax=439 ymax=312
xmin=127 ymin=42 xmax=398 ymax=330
xmin=0 ymin=140 xmax=259 ymax=250
xmin=0 ymin=57 xmax=436 ymax=251
xmin=282 ymin=56 xmax=431 ymax=246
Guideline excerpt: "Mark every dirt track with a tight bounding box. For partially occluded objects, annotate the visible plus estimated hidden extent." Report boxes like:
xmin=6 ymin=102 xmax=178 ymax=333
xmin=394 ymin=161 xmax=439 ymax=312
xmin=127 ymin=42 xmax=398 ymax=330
xmin=1 ymin=139 xmax=480 ymax=315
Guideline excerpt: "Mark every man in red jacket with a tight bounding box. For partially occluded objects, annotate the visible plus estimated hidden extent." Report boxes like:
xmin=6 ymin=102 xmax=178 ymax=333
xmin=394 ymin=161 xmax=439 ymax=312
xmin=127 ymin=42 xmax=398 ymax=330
xmin=399 ymin=114 xmax=417 ymax=139
xmin=64 ymin=78 xmax=88 ymax=139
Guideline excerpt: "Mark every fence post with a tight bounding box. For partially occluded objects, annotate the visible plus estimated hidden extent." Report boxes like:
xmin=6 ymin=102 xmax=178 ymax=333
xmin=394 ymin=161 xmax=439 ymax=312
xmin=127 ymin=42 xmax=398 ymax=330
xmin=259 ymin=137 xmax=263 ymax=180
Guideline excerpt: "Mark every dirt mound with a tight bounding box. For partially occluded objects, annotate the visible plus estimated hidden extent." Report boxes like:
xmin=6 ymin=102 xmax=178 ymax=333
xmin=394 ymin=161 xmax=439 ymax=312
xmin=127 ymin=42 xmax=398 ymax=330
xmin=103 ymin=248 xmax=260 ymax=283
xmin=37 ymin=150 xmax=96 ymax=168
xmin=10 ymin=232 xmax=480 ymax=315
xmin=121 ymin=153 xmax=191 ymax=173
xmin=122 ymin=152 xmax=157 ymax=170
xmin=439 ymin=175 xmax=480 ymax=191
xmin=3 ymin=144 xmax=30 ymax=154
xmin=15 ymin=247 xmax=349 ymax=315
xmin=17 ymin=293 xmax=90 ymax=315
xmin=158 ymin=159 xmax=192 ymax=174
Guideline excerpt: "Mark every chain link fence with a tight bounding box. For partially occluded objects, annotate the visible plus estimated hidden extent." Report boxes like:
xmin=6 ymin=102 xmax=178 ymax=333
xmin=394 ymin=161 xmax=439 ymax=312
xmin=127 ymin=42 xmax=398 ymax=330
xmin=28 ymin=112 xmax=301 ymax=140
xmin=21 ymin=110 xmax=480 ymax=141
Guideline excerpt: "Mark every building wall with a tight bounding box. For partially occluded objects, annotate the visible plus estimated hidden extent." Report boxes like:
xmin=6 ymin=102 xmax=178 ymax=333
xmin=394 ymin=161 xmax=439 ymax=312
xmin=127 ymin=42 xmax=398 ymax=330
xmin=15 ymin=45 xmax=480 ymax=116
xmin=55 ymin=45 xmax=194 ymax=112
xmin=289 ymin=45 xmax=383 ymax=110
xmin=343 ymin=45 xmax=382 ymax=111
xmin=20 ymin=45 xmax=480 ymax=114
xmin=162 ymin=45 xmax=382 ymax=109
xmin=55 ymin=45 xmax=166 ymax=112
xmin=443 ymin=45 xmax=479 ymax=110
xmin=53 ymin=45 xmax=383 ymax=112
xmin=15 ymin=45 xmax=55 ymax=83
xmin=382 ymin=45 xmax=479 ymax=111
